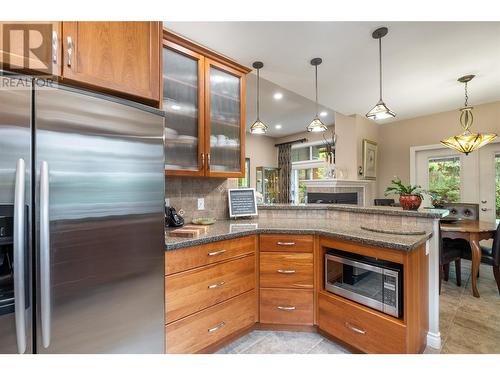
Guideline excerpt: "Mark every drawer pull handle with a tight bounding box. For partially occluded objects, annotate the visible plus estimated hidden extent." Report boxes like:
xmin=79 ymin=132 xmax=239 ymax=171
xmin=208 ymin=281 xmax=225 ymax=289
xmin=277 ymin=306 xmax=296 ymax=311
xmin=208 ymin=250 xmax=226 ymax=256
xmin=277 ymin=269 xmax=296 ymax=274
xmin=208 ymin=321 xmax=225 ymax=333
xmin=345 ymin=322 xmax=366 ymax=335
xmin=276 ymin=241 xmax=296 ymax=246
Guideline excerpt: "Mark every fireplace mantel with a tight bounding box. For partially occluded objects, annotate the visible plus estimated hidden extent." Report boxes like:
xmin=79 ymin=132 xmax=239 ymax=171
xmin=302 ymin=179 xmax=374 ymax=187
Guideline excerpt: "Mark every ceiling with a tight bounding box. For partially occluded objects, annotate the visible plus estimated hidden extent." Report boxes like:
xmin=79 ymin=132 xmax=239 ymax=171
xmin=245 ymin=73 xmax=335 ymax=137
xmin=164 ymin=21 xmax=500 ymax=135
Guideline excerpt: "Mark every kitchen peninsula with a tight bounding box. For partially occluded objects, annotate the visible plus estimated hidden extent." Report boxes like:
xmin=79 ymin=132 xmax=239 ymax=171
xmin=164 ymin=204 xmax=448 ymax=354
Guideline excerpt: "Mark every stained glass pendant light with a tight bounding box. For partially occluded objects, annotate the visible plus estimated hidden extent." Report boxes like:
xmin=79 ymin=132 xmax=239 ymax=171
xmin=366 ymin=27 xmax=396 ymax=121
xmin=440 ymin=75 xmax=497 ymax=155
xmin=307 ymin=58 xmax=328 ymax=132
xmin=250 ymin=61 xmax=268 ymax=134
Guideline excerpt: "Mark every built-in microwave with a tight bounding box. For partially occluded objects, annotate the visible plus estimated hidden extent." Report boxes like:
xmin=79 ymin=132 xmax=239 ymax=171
xmin=325 ymin=249 xmax=403 ymax=318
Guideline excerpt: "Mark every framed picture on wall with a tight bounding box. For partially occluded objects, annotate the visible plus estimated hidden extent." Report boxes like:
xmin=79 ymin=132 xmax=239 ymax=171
xmin=238 ymin=158 xmax=250 ymax=188
xmin=362 ymin=139 xmax=378 ymax=180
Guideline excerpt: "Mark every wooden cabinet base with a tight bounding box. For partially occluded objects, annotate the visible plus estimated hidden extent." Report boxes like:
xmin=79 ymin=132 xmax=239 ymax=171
xmin=260 ymin=288 xmax=314 ymax=325
xmin=165 ymin=290 xmax=257 ymax=354
xmin=318 ymin=292 xmax=407 ymax=354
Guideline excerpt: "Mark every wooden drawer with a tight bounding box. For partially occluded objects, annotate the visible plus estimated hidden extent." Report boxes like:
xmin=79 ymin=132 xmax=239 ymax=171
xmin=260 ymin=252 xmax=313 ymax=289
xmin=259 ymin=234 xmax=313 ymax=253
xmin=166 ymin=289 xmax=256 ymax=353
xmin=165 ymin=235 xmax=256 ymax=275
xmin=260 ymin=288 xmax=313 ymax=325
xmin=166 ymin=255 xmax=255 ymax=323
xmin=318 ymin=292 xmax=406 ymax=353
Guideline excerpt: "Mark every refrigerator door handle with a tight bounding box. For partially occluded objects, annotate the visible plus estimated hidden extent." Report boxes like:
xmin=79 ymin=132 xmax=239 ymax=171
xmin=40 ymin=161 xmax=51 ymax=348
xmin=14 ymin=158 xmax=27 ymax=354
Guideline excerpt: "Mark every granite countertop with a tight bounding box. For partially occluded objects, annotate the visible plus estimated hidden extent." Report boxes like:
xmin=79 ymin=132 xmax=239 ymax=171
xmin=257 ymin=203 xmax=449 ymax=219
xmin=165 ymin=218 xmax=433 ymax=252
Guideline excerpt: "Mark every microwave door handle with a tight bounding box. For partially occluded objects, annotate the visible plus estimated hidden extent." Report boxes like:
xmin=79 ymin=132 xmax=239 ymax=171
xmin=325 ymin=254 xmax=384 ymax=275
xmin=40 ymin=161 xmax=51 ymax=348
xmin=13 ymin=158 xmax=27 ymax=354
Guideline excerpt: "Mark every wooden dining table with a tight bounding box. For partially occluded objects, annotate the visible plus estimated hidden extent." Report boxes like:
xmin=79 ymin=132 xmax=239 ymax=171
xmin=440 ymin=220 xmax=498 ymax=298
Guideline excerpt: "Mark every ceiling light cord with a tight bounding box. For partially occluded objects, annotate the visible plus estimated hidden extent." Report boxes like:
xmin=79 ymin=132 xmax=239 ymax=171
xmin=315 ymin=65 xmax=319 ymax=117
xmin=464 ymin=81 xmax=469 ymax=107
xmin=379 ymin=37 xmax=383 ymax=101
xmin=256 ymin=67 xmax=260 ymax=121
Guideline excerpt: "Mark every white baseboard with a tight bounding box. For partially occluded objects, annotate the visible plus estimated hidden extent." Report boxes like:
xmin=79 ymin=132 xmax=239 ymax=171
xmin=426 ymin=331 xmax=441 ymax=349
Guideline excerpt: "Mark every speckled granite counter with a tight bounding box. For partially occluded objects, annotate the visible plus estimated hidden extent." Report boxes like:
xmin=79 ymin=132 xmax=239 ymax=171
xmin=257 ymin=203 xmax=448 ymax=219
xmin=165 ymin=218 xmax=433 ymax=252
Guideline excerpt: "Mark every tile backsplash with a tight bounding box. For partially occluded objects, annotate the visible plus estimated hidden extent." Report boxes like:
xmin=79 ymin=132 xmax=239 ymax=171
xmin=165 ymin=177 xmax=238 ymax=222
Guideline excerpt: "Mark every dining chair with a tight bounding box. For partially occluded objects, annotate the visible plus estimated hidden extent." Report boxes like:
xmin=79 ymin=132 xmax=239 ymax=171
xmin=439 ymin=227 xmax=464 ymax=294
xmin=440 ymin=203 xmax=479 ymax=258
xmin=462 ymin=223 xmax=500 ymax=294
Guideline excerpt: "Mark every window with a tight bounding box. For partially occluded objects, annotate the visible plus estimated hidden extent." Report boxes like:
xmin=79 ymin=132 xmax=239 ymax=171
xmin=496 ymin=154 xmax=500 ymax=220
xmin=291 ymin=147 xmax=310 ymax=162
xmin=428 ymin=156 xmax=460 ymax=203
xmin=291 ymin=169 xmax=311 ymax=204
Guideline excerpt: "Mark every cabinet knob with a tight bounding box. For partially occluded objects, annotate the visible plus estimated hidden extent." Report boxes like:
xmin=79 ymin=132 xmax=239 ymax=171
xmin=66 ymin=36 xmax=73 ymax=67
xmin=345 ymin=321 xmax=366 ymax=335
xmin=207 ymin=281 xmax=225 ymax=289
xmin=207 ymin=250 xmax=226 ymax=256
xmin=52 ymin=31 xmax=58 ymax=64
xmin=277 ymin=269 xmax=296 ymax=274
xmin=277 ymin=306 xmax=296 ymax=311
xmin=207 ymin=321 xmax=225 ymax=333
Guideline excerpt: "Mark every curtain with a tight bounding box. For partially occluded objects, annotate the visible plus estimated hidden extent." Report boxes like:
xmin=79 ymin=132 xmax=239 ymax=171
xmin=278 ymin=143 xmax=292 ymax=203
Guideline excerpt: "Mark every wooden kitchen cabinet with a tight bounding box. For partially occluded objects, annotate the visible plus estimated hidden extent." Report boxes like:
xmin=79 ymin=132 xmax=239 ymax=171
xmin=61 ymin=22 xmax=161 ymax=104
xmin=163 ymin=30 xmax=250 ymax=177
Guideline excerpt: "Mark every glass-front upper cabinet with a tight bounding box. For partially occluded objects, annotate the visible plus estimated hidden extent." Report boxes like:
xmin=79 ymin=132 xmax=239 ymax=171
xmin=163 ymin=41 xmax=204 ymax=176
xmin=163 ymin=31 xmax=249 ymax=178
xmin=205 ymin=59 xmax=245 ymax=177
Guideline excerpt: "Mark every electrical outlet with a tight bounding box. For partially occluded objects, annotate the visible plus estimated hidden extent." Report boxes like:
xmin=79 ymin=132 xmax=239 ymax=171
xmin=164 ymin=198 xmax=170 ymax=207
xmin=197 ymin=198 xmax=205 ymax=210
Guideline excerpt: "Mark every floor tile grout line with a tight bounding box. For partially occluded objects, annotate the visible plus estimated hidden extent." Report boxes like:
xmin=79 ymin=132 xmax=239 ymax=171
xmin=305 ymin=337 xmax=327 ymax=354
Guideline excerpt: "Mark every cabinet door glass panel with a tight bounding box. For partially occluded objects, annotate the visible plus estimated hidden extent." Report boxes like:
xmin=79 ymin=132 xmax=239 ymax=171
xmin=209 ymin=66 xmax=241 ymax=172
xmin=163 ymin=47 xmax=200 ymax=171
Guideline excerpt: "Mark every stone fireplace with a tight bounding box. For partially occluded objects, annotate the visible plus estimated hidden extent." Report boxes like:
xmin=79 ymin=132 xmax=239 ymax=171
xmin=303 ymin=179 xmax=375 ymax=206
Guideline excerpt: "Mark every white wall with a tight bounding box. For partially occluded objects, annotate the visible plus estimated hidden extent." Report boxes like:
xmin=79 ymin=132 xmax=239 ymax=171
xmin=245 ymin=132 xmax=278 ymax=189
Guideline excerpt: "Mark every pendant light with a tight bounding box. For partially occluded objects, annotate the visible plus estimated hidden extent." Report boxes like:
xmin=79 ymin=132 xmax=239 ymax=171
xmin=366 ymin=27 xmax=396 ymax=121
xmin=307 ymin=58 xmax=327 ymax=132
xmin=250 ymin=61 xmax=268 ymax=134
xmin=440 ymin=75 xmax=497 ymax=155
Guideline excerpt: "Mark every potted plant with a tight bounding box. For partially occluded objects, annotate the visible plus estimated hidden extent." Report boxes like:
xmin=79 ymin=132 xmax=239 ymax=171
xmin=384 ymin=177 xmax=426 ymax=211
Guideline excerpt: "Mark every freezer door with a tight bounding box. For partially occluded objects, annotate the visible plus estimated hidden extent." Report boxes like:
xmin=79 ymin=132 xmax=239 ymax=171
xmin=34 ymin=87 xmax=165 ymax=353
xmin=0 ymin=77 xmax=32 ymax=354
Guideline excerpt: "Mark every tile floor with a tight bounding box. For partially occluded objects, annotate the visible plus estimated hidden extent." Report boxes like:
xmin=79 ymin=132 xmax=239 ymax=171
xmin=216 ymin=260 xmax=500 ymax=354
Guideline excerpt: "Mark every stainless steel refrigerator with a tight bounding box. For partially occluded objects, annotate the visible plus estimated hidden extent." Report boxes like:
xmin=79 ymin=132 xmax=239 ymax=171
xmin=0 ymin=74 xmax=165 ymax=354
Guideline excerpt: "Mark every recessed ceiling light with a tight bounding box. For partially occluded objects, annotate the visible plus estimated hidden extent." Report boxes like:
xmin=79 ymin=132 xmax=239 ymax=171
xmin=171 ymin=104 xmax=181 ymax=111
xmin=320 ymin=111 xmax=327 ymax=117
xmin=273 ymin=92 xmax=283 ymax=100
xmin=275 ymin=124 xmax=282 ymax=129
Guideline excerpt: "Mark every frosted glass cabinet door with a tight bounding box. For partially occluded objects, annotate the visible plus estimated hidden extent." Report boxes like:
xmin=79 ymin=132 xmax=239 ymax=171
xmin=206 ymin=59 xmax=245 ymax=177
xmin=163 ymin=42 xmax=204 ymax=175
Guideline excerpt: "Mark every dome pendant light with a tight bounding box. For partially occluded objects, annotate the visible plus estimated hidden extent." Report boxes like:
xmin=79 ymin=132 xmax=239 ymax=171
xmin=366 ymin=27 xmax=396 ymax=121
xmin=307 ymin=58 xmax=327 ymax=132
xmin=250 ymin=61 xmax=268 ymax=134
xmin=440 ymin=75 xmax=497 ymax=155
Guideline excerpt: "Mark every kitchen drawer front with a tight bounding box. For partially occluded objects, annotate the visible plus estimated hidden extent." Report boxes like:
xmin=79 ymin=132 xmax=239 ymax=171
xmin=260 ymin=288 xmax=313 ymax=325
xmin=166 ymin=255 xmax=255 ymax=323
xmin=259 ymin=234 xmax=313 ymax=253
xmin=318 ymin=293 xmax=406 ymax=354
xmin=260 ymin=252 xmax=313 ymax=289
xmin=165 ymin=235 xmax=256 ymax=275
xmin=166 ymin=289 xmax=256 ymax=354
